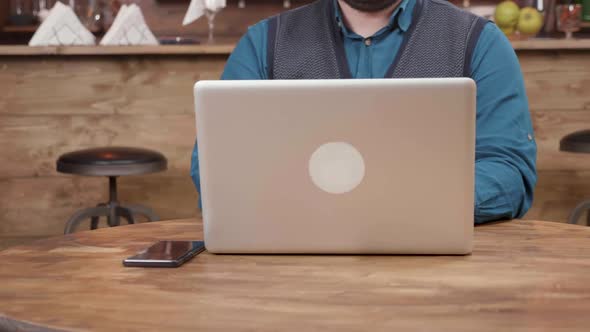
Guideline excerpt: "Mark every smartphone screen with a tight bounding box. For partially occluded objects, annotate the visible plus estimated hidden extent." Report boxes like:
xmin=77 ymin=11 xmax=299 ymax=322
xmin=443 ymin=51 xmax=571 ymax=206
xmin=123 ymin=241 xmax=205 ymax=268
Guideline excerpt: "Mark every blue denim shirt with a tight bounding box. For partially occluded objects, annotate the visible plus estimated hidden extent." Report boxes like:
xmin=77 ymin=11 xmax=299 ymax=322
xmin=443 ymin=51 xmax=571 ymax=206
xmin=191 ymin=0 xmax=537 ymax=223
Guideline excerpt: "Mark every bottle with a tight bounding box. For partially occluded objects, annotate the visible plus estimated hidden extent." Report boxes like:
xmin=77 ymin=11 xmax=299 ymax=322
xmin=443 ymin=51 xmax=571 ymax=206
xmin=582 ymin=0 xmax=590 ymax=21
xmin=102 ymin=0 xmax=122 ymax=31
xmin=34 ymin=0 xmax=53 ymax=21
xmin=77 ymin=0 xmax=105 ymax=34
xmin=543 ymin=0 xmax=557 ymax=33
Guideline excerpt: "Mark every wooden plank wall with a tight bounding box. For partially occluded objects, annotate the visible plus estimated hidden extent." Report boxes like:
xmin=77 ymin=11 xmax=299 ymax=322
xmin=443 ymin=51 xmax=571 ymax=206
xmin=0 ymin=55 xmax=225 ymax=238
xmin=519 ymin=51 xmax=590 ymax=222
xmin=0 ymin=50 xmax=589 ymax=240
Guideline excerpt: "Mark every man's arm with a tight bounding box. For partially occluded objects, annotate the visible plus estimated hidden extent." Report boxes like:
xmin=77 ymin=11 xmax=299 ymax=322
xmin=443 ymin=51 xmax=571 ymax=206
xmin=190 ymin=20 xmax=269 ymax=202
xmin=470 ymin=23 xmax=537 ymax=223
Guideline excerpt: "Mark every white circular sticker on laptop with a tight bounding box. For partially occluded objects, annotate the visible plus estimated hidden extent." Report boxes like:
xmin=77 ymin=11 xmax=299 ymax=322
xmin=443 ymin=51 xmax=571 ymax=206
xmin=308 ymin=142 xmax=365 ymax=194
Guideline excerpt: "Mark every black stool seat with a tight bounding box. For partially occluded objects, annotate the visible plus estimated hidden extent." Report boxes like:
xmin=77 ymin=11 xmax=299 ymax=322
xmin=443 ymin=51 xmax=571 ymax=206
xmin=559 ymin=130 xmax=590 ymax=226
xmin=57 ymin=147 xmax=168 ymax=233
xmin=57 ymin=147 xmax=167 ymax=176
xmin=560 ymin=130 xmax=590 ymax=154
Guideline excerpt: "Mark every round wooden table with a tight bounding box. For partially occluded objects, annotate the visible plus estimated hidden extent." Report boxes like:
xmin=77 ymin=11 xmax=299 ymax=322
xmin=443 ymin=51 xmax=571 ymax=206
xmin=1 ymin=219 xmax=589 ymax=331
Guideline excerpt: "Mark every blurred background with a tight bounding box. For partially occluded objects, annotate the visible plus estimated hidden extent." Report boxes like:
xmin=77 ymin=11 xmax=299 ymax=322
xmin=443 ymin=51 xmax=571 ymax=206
xmin=0 ymin=0 xmax=587 ymax=44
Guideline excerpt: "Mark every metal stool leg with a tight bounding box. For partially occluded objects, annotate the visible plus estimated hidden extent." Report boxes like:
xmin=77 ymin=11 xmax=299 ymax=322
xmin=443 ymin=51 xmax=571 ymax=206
xmin=90 ymin=216 xmax=100 ymax=230
xmin=64 ymin=206 xmax=110 ymax=234
xmin=116 ymin=207 xmax=135 ymax=225
xmin=124 ymin=204 xmax=160 ymax=222
xmin=106 ymin=177 xmax=121 ymax=227
xmin=90 ymin=203 xmax=107 ymax=230
xmin=107 ymin=205 xmax=120 ymax=227
xmin=568 ymin=200 xmax=590 ymax=225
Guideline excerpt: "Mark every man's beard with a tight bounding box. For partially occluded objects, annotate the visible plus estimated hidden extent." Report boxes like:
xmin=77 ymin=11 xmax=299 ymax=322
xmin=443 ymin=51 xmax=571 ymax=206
xmin=342 ymin=0 xmax=400 ymax=12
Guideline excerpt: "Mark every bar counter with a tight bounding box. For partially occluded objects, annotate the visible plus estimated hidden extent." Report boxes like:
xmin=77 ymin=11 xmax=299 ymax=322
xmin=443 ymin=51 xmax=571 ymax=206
xmin=0 ymin=44 xmax=236 ymax=56
xmin=0 ymin=38 xmax=589 ymax=240
xmin=1 ymin=38 xmax=590 ymax=55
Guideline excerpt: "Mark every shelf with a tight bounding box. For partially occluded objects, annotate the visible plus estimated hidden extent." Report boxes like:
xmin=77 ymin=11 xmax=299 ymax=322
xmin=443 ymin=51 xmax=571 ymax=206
xmin=510 ymin=37 xmax=590 ymax=50
xmin=2 ymin=25 xmax=39 ymax=33
xmin=0 ymin=37 xmax=590 ymax=56
xmin=0 ymin=44 xmax=237 ymax=56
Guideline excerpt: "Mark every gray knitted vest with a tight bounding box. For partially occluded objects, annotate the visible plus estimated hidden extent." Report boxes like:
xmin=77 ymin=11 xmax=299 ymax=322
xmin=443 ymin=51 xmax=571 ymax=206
xmin=267 ymin=0 xmax=487 ymax=79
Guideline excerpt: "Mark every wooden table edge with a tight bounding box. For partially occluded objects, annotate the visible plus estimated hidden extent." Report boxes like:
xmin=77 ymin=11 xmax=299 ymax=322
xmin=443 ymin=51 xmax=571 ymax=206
xmin=1 ymin=218 xmax=583 ymax=255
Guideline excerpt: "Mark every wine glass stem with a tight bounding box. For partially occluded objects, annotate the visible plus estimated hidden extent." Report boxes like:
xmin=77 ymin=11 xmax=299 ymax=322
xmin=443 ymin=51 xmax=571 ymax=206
xmin=207 ymin=13 xmax=216 ymax=43
xmin=566 ymin=31 xmax=573 ymax=39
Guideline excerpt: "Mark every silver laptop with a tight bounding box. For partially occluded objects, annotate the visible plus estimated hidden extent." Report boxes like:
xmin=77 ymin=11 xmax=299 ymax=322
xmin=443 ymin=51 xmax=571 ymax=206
xmin=194 ymin=78 xmax=475 ymax=255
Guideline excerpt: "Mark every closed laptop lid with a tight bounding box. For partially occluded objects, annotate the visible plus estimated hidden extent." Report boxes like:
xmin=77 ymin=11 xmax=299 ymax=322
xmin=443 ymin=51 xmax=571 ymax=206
xmin=194 ymin=78 xmax=475 ymax=254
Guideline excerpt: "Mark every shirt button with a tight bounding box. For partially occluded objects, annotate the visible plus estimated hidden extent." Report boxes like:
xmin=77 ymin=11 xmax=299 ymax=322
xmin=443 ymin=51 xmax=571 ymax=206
xmin=527 ymin=133 xmax=533 ymax=141
xmin=364 ymin=38 xmax=372 ymax=46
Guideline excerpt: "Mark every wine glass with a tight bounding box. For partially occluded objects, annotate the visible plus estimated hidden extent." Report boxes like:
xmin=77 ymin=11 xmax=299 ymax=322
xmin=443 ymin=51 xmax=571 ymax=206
xmin=205 ymin=8 xmax=223 ymax=44
xmin=83 ymin=0 xmax=104 ymax=34
xmin=556 ymin=4 xmax=582 ymax=39
xmin=11 ymin=0 xmax=25 ymax=15
xmin=34 ymin=0 xmax=54 ymax=21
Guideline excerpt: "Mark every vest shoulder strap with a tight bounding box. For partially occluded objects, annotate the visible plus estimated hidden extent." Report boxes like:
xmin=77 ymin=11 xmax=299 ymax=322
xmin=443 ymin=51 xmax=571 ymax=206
xmin=389 ymin=0 xmax=488 ymax=78
xmin=268 ymin=0 xmax=350 ymax=79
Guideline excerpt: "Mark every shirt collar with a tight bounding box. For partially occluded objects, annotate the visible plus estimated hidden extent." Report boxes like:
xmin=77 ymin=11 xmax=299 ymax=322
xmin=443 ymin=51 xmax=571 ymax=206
xmin=334 ymin=0 xmax=414 ymax=35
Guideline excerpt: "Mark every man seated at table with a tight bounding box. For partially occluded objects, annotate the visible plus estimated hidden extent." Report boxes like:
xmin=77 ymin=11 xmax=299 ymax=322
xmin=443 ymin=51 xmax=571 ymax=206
xmin=190 ymin=0 xmax=537 ymax=224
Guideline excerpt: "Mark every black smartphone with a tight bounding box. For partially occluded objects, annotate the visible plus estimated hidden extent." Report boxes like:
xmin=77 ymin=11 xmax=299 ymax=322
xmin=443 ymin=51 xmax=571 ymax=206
xmin=123 ymin=240 xmax=205 ymax=268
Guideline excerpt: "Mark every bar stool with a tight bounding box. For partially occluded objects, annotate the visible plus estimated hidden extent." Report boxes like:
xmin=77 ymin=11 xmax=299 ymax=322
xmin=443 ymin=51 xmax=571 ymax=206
xmin=57 ymin=147 xmax=168 ymax=234
xmin=559 ymin=130 xmax=590 ymax=225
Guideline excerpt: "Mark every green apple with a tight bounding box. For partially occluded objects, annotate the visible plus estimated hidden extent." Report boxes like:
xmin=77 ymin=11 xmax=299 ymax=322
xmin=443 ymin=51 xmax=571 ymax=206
xmin=495 ymin=1 xmax=520 ymax=28
xmin=500 ymin=25 xmax=516 ymax=36
xmin=517 ymin=7 xmax=544 ymax=36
